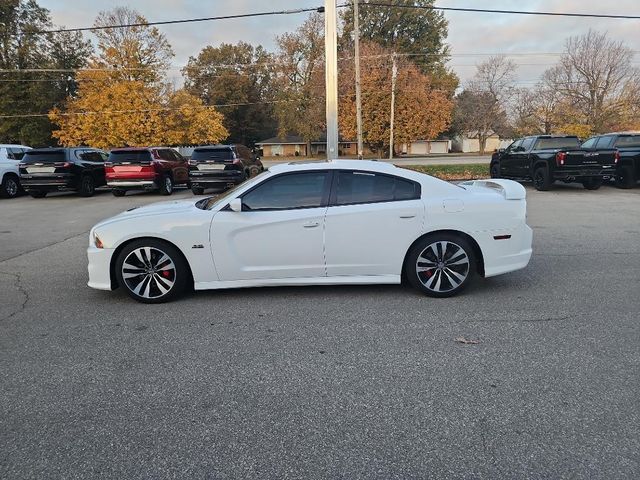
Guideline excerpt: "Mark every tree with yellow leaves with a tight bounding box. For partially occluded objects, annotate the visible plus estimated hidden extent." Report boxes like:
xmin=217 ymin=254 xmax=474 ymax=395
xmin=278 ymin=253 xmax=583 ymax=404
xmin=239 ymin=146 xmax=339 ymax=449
xmin=49 ymin=7 xmax=228 ymax=148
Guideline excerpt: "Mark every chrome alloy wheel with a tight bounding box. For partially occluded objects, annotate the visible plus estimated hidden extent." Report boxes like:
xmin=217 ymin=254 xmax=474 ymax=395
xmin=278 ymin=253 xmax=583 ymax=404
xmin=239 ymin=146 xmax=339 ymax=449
xmin=121 ymin=247 xmax=176 ymax=299
xmin=5 ymin=177 xmax=19 ymax=197
xmin=416 ymin=241 xmax=470 ymax=293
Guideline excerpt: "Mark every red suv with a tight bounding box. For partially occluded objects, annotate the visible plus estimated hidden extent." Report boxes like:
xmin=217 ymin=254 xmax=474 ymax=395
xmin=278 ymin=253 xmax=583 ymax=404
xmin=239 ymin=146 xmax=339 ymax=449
xmin=106 ymin=147 xmax=189 ymax=196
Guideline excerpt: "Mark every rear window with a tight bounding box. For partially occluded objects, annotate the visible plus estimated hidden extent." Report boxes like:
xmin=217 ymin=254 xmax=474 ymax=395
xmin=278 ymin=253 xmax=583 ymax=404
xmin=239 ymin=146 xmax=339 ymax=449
xmin=22 ymin=151 xmax=66 ymax=163
xmin=535 ymin=137 xmax=581 ymax=150
xmin=191 ymin=148 xmax=234 ymax=161
xmin=615 ymin=135 xmax=640 ymax=148
xmin=109 ymin=150 xmax=153 ymax=164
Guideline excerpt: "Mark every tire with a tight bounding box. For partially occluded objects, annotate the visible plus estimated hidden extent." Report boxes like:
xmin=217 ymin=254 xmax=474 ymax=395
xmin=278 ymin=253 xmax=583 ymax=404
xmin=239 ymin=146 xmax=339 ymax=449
xmin=159 ymin=175 xmax=173 ymax=196
xmin=247 ymin=166 xmax=260 ymax=178
xmin=115 ymin=239 xmax=189 ymax=303
xmin=0 ymin=174 xmax=20 ymax=198
xmin=582 ymin=177 xmax=602 ymax=190
xmin=29 ymin=190 xmax=47 ymax=198
xmin=490 ymin=162 xmax=500 ymax=178
xmin=112 ymin=189 xmax=126 ymax=197
xmin=615 ymin=165 xmax=636 ymax=189
xmin=191 ymin=186 xmax=205 ymax=195
xmin=78 ymin=175 xmax=95 ymax=197
xmin=533 ymin=166 xmax=552 ymax=191
xmin=405 ymin=233 xmax=476 ymax=298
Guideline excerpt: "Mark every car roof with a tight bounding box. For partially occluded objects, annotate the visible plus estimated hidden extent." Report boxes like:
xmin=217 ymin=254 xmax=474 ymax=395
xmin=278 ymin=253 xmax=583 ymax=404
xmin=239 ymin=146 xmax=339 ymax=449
xmin=110 ymin=147 xmax=168 ymax=151
xmin=269 ymin=159 xmax=401 ymax=174
xmin=0 ymin=144 xmax=31 ymax=148
xmin=26 ymin=147 xmax=99 ymax=153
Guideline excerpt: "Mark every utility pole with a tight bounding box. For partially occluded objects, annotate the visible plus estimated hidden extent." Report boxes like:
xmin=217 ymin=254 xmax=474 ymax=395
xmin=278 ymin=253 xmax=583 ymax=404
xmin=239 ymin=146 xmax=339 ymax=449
xmin=389 ymin=52 xmax=397 ymax=161
xmin=324 ymin=0 xmax=339 ymax=160
xmin=353 ymin=0 xmax=363 ymax=159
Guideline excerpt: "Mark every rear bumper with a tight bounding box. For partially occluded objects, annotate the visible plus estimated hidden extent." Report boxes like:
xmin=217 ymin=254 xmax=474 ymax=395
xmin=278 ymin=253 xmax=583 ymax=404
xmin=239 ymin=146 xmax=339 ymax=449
xmin=553 ymin=166 xmax=615 ymax=180
xmin=107 ymin=180 xmax=158 ymax=190
xmin=479 ymin=224 xmax=533 ymax=278
xmin=20 ymin=176 xmax=78 ymax=191
xmin=87 ymin=246 xmax=115 ymax=290
xmin=189 ymin=170 xmax=244 ymax=187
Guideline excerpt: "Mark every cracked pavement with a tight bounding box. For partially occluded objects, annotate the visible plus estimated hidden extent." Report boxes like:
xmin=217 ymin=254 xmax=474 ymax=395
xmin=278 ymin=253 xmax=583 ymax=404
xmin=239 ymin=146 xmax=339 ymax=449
xmin=1 ymin=184 xmax=639 ymax=479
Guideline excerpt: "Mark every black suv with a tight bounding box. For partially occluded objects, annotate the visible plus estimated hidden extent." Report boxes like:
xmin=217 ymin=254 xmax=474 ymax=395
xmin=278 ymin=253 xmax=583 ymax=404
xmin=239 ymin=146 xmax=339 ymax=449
xmin=188 ymin=144 xmax=264 ymax=194
xmin=581 ymin=132 xmax=640 ymax=189
xmin=19 ymin=147 xmax=107 ymax=198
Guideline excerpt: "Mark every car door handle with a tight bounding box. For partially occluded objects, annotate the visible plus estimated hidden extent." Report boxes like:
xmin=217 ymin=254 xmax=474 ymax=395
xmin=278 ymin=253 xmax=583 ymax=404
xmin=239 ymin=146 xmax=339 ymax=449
xmin=399 ymin=214 xmax=416 ymax=219
xmin=303 ymin=221 xmax=320 ymax=228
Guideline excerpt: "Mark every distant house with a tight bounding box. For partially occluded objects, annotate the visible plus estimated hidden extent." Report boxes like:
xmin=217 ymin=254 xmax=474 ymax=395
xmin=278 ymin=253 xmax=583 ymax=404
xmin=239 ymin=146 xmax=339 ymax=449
xmin=451 ymin=133 xmax=506 ymax=153
xmin=401 ymin=139 xmax=451 ymax=155
xmin=256 ymin=135 xmax=375 ymax=157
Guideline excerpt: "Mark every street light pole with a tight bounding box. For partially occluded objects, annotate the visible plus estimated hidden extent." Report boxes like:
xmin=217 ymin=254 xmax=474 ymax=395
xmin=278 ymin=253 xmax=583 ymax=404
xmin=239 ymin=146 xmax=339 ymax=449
xmin=389 ymin=52 xmax=397 ymax=161
xmin=324 ymin=0 xmax=339 ymax=160
xmin=353 ymin=0 xmax=363 ymax=159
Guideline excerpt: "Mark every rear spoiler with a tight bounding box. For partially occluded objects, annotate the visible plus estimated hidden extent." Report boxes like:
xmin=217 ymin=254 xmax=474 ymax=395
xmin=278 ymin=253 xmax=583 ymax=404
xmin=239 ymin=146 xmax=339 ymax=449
xmin=460 ymin=179 xmax=526 ymax=200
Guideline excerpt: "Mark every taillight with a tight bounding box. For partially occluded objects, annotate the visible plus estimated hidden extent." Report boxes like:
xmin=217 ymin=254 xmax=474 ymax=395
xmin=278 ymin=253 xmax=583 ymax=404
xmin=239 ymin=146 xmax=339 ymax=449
xmin=614 ymin=151 xmax=620 ymax=164
xmin=19 ymin=162 xmax=26 ymax=168
xmin=188 ymin=159 xmax=198 ymax=166
xmin=556 ymin=152 xmax=566 ymax=166
xmin=53 ymin=162 xmax=72 ymax=168
xmin=104 ymin=161 xmax=113 ymax=167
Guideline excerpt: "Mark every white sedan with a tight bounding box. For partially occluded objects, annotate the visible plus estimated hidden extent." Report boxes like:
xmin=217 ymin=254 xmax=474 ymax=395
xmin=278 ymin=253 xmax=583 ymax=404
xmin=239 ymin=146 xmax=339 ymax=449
xmin=87 ymin=160 xmax=532 ymax=303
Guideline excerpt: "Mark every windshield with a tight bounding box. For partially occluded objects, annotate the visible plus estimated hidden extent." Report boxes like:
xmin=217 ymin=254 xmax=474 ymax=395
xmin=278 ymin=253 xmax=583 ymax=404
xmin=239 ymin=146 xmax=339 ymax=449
xmin=535 ymin=137 xmax=581 ymax=150
xmin=198 ymin=170 xmax=270 ymax=210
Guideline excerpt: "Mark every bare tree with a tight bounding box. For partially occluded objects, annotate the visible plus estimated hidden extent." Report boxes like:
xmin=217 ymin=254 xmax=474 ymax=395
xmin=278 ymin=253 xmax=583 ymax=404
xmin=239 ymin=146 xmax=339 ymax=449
xmin=470 ymin=55 xmax=517 ymax=105
xmin=546 ymin=30 xmax=640 ymax=133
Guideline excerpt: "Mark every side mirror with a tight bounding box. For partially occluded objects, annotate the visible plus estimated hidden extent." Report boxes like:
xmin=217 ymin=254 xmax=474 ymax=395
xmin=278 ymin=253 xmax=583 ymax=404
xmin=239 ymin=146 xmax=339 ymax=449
xmin=229 ymin=198 xmax=242 ymax=212
xmin=498 ymin=148 xmax=505 ymax=154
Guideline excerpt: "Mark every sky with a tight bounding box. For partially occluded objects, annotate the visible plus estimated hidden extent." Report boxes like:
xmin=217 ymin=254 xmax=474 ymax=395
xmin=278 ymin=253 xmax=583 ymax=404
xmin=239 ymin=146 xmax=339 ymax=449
xmin=40 ymin=0 xmax=640 ymax=86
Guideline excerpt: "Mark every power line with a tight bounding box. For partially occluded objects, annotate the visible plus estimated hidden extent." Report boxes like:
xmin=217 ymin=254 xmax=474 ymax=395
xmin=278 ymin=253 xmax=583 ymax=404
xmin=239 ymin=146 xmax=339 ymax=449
xmin=362 ymin=2 xmax=640 ymax=20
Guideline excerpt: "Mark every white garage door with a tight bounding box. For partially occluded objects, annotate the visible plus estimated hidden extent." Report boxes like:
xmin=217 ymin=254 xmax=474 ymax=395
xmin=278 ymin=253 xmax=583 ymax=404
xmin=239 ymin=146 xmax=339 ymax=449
xmin=411 ymin=142 xmax=428 ymax=155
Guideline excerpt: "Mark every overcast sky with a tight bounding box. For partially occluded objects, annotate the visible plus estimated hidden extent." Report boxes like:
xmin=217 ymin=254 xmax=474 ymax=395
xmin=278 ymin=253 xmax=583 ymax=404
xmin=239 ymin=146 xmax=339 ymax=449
xmin=41 ymin=0 xmax=640 ymax=86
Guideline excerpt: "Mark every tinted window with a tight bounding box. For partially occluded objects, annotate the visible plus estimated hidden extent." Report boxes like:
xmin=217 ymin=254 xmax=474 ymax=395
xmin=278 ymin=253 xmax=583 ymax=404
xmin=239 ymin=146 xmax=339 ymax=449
xmin=520 ymin=138 xmax=535 ymax=151
xmin=108 ymin=150 xmax=153 ymax=164
xmin=22 ymin=150 xmax=66 ymax=163
xmin=581 ymin=137 xmax=597 ymax=149
xmin=8 ymin=148 xmax=27 ymax=160
xmin=242 ymin=172 xmax=328 ymax=211
xmin=615 ymin=135 xmax=640 ymax=148
xmin=156 ymin=149 xmax=174 ymax=161
xmin=78 ymin=151 xmax=103 ymax=162
xmin=535 ymin=137 xmax=581 ymax=150
xmin=192 ymin=148 xmax=234 ymax=161
xmin=595 ymin=136 xmax=614 ymax=149
xmin=508 ymin=140 xmax=523 ymax=152
xmin=335 ymin=171 xmax=419 ymax=205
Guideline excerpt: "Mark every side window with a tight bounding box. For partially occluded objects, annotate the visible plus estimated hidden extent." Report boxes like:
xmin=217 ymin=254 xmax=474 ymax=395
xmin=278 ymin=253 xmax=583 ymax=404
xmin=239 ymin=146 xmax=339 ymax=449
xmin=8 ymin=148 xmax=26 ymax=160
xmin=334 ymin=171 xmax=420 ymax=205
xmin=595 ymin=136 xmax=614 ymax=149
xmin=156 ymin=149 xmax=171 ymax=161
xmin=520 ymin=138 xmax=535 ymax=151
xmin=242 ymin=172 xmax=328 ymax=211
xmin=581 ymin=137 xmax=597 ymax=149
xmin=508 ymin=139 xmax=523 ymax=152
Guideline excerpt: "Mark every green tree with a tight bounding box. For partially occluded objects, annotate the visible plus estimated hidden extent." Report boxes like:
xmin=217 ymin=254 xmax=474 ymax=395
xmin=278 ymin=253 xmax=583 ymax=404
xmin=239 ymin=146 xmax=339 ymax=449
xmin=340 ymin=0 xmax=458 ymax=95
xmin=183 ymin=42 xmax=276 ymax=145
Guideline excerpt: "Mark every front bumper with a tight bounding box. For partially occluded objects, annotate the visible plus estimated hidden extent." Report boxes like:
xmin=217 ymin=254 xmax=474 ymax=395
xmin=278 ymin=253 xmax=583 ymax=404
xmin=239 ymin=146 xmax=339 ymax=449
xmin=87 ymin=246 xmax=115 ymax=290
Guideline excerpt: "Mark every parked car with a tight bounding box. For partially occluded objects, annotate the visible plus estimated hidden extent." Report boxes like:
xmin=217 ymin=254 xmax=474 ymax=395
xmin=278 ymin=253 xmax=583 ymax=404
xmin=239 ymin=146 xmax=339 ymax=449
xmin=87 ymin=160 xmax=532 ymax=303
xmin=490 ymin=135 xmax=618 ymax=191
xmin=188 ymin=144 xmax=264 ymax=195
xmin=106 ymin=147 xmax=189 ymax=197
xmin=581 ymin=132 xmax=640 ymax=189
xmin=19 ymin=147 xmax=107 ymax=198
xmin=0 ymin=144 xmax=31 ymax=198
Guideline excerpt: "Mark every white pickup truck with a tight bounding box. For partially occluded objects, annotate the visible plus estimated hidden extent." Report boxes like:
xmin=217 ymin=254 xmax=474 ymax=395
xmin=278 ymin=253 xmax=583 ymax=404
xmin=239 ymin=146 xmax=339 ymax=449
xmin=0 ymin=144 xmax=31 ymax=198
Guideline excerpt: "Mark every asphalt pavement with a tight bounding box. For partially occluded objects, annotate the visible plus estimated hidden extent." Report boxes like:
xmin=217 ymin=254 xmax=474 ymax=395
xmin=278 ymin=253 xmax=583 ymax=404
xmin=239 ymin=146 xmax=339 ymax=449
xmin=1 ymin=182 xmax=639 ymax=479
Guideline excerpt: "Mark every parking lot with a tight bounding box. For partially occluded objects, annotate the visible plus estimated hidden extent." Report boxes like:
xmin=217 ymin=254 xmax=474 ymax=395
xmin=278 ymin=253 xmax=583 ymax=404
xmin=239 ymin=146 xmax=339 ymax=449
xmin=1 ymin=183 xmax=639 ymax=478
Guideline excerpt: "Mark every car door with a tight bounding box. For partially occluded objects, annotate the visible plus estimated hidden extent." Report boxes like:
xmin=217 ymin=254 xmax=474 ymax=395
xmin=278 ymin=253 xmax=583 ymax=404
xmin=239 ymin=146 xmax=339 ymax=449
xmin=499 ymin=140 xmax=522 ymax=177
xmin=210 ymin=171 xmax=331 ymax=280
xmin=167 ymin=149 xmax=189 ymax=183
xmin=515 ymin=137 xmax=535 ymax=177
xmin=324 ymin=170 xmax=424 ymax=277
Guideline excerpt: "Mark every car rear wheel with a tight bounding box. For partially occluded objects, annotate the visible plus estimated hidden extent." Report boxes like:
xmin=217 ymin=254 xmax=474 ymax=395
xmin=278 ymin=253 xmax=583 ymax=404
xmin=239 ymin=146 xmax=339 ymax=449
xmin=582 ymin=177 xmax=602 ymax=190
xmin=78 ymin=175 xmax=95 ymax=197
xmin=405 ymin=234 xmax=475 ymax=298
xmin=112 ymin=189 xmax=126 ymax=197
xmin=247 ymin=166 xmax=260 ymax=178
xmin=533 ymin=166 xmax=552 ymax=191
xmin=490 ymin=162 xmax=500 ymax=178
xmin=0 ymin=174 xmax=20 ymax=198
xmin=159 ymin=175 xmax=173 ymax=195
xmin=615 ymin=165 xmax=636 ymax=189
xmin=115 ymin=239 xmax=189 ymax=303
xmin=191 ymin=186 xmax=205 ymax=195
xmin=29 ymin=190 xmax=47 ymax=198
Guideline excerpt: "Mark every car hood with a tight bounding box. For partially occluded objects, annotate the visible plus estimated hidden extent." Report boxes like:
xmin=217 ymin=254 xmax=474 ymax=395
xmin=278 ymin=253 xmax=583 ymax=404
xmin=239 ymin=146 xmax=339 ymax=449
xmin=94 ymin=199 xmax=200 ymax=228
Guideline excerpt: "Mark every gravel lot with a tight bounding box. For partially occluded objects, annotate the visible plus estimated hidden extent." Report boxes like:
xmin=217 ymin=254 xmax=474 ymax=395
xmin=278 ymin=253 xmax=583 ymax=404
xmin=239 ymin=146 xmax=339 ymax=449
xmin=1 ymin=183 xmax=639 ymax=479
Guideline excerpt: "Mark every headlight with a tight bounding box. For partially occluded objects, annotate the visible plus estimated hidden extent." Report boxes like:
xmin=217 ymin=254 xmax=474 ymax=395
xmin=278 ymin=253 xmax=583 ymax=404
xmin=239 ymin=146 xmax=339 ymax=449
xmin=93 ymin=231 xmax=104 ymax=249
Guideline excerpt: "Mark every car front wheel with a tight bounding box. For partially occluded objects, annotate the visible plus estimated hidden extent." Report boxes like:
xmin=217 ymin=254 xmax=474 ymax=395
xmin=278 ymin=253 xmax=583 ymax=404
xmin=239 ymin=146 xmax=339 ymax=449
xmin=405 ymin=234 xmax=475 ymax=298
xmin=490 ymin=162 xmax=500 ymax=178
xmin=115 ymin=239 xmax=189 ymax=303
